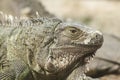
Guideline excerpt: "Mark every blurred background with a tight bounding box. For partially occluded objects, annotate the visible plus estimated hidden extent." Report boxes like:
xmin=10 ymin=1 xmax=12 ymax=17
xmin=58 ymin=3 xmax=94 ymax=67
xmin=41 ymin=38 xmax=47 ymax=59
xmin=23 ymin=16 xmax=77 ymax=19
xmin=0 ymin=0 xmax=120 ymax=80
xmin=40 ymin=0 xmax=120 ymax=38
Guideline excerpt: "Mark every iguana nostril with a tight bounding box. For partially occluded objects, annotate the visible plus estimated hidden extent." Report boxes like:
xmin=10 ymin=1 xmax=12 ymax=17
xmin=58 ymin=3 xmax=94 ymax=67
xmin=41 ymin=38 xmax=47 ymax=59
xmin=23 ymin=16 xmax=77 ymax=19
xmin=96 ymin=34 xmax=101 ymax=39
xmin=96 ymin=35 xmax=98 ymax=38
xmin=96 ymin=33 xmax=103 ymax=40
xmin=92 ymin=33 xmax=103 ymax=45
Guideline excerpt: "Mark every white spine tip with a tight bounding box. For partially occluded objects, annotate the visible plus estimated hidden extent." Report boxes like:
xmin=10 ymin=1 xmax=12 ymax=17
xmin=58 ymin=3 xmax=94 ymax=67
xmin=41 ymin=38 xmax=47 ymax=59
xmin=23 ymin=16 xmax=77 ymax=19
xmin=95 ymin=30 xmax=102 ymax=35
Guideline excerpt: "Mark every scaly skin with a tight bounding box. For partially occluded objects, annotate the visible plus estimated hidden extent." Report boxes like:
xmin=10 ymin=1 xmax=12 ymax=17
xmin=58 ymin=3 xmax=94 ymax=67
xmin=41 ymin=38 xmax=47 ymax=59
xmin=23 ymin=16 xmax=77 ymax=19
xmin=0 ymin=17 xmax=103 ymax=80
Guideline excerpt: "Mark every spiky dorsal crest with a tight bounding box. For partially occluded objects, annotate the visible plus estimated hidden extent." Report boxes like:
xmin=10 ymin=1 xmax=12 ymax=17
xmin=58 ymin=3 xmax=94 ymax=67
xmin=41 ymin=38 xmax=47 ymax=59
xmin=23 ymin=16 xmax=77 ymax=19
xmin=0 ymin=11 xmax=60 ymax=27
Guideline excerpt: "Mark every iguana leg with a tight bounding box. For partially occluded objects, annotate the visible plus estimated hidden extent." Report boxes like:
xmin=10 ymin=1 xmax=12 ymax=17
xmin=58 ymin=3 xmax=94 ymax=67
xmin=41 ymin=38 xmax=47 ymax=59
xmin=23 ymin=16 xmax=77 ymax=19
xmin=66 ymin=66 xmax=100 ymax=80
xmin=66 ymin=66 xmax=86 ymax=80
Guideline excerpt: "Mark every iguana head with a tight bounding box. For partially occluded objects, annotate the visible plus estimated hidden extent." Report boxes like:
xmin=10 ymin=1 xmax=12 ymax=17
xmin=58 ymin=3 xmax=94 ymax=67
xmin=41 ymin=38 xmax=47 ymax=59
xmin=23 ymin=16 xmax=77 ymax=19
xmin=36 ymin=19 xmax=103 ymax=77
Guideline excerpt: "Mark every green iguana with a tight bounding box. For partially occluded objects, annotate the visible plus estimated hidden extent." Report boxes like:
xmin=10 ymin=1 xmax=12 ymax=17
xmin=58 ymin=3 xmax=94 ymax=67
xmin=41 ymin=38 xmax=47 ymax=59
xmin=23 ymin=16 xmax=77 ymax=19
xmin=0 ymin=15 xmax=103 ymax=80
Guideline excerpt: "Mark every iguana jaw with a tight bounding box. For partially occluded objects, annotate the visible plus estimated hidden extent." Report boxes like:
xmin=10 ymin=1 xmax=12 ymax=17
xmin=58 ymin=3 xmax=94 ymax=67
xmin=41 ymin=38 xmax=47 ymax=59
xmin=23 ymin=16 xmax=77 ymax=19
xmin=44 ymin=45 xmax=100 ymax=74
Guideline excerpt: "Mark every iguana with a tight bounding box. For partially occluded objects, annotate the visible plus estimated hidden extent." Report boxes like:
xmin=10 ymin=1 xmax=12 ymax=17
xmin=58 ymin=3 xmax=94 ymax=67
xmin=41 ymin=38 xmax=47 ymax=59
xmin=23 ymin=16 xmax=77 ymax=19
xmin=0 ymin=0 xmax=119 ymax=79
xmin=0 ymin=15 xmax=103 ymax=80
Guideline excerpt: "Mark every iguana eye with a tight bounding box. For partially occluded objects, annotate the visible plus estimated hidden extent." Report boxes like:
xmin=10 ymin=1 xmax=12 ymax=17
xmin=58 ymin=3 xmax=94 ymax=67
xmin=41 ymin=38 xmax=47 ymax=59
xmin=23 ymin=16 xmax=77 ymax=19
xmin=63 ymin=26 xmax=82 ymax=39
xmin=69 ymin=28 xmax=78 ymax=34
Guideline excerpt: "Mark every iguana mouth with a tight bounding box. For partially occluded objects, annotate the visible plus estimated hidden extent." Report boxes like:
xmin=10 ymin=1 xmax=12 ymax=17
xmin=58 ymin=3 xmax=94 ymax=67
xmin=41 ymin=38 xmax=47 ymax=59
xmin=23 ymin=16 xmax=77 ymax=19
xmin=45 ymin=45 xmax=99 ymax=74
